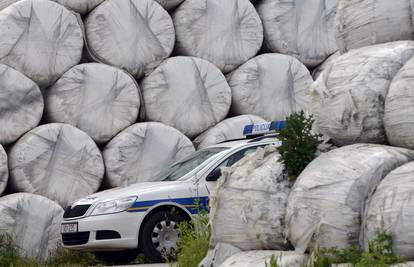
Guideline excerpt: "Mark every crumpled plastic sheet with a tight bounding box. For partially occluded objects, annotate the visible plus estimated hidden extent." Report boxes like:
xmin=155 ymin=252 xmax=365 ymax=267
xmin=285 ymin=144 xmax=414 ymax=252
xmin=218 ymin=251 xmax=308 ymax=267
xmin=335 ymin=0 xmax=414 ymax=53
xmin=311 ymin=52 xmax=340 ymax=81
xmin=0 ymin=193 xmax=63 ymax=260
xmin=51 ymin=0 xmax=105 ymax=15
xmin=141 ymin=56 xmax=232 ymax=139
xmin=193 ymin=115 xmax=266 ymax=150
xmin=0 ymin=0 xmax=83 ymax=88
xmin=45 ymin=63 xmax=141 ymax=144
xmin=85 ymin=0 xmax=175 ymax=79
xmin=362 ymin=162 xmax=414 ymax=261
xmin=8 ymin=123 xmax=104 ymax=207
xmin=103 ymin=122 xmax=195 ymax=188
xmin=210 ymin=146 xmax=292 ymax=251
xmin=228 ymin=53 xmax=313 ymax=121
xmin=0 ymin=64 xmax=44 ymax=145
xmin=0 ymin=0 xmax=18 ymax=10
xmin=311 ymin=41 xmax=414 ymax=146
xmin=256 ymin=0 xmax=339 ymax=67
xmin=0 ymin=145 xmax=7 ymax=196
xmin=384 ymin=57 xmax=414 ymax=150
xmin=199 ymin=242 xmax=241 ymax=267
xmin=154 ymin=0 xmax=184 ymax=11
xmin=172 ymin=0 xmax=263 ymax=73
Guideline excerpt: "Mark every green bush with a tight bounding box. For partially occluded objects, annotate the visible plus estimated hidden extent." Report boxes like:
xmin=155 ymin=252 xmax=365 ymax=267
xmin=277 ymin=111 xmax=322 ymax=180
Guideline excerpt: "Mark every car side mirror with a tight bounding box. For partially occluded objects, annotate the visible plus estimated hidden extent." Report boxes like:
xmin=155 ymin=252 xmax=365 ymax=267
xmin=206 ymin=168 xmax=222 ymax=182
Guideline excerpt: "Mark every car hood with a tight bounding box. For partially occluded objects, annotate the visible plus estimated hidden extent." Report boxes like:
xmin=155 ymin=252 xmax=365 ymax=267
xmin=73 ymin=181 xmax=184 ymax=206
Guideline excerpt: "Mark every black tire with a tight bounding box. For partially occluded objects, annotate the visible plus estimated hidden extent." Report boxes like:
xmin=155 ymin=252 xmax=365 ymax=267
xmin=93 ymin=249 xmax=138 ymax=265
xmin=139 ymin=208 xmax=187 ymax=263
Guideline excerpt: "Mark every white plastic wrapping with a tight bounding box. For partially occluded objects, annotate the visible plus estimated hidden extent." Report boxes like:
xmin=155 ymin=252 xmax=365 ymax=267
xmin=8 ymin=123 xmax=104 ymax=207
xmin=218 ymin=251 xmax=308 ymax=267
xmin=45 ymin=63 xmax=140 ymax=144
xmin=154 ymin=0 xmax=184 ymax=11
xmin=311 ymin=41 xmax=414 ymax=146
xmin=0 ymin=145 xmax=7 ymax=196
xmin=172 ymin=0 xmax=263 ymax=73
xmin=0 ymin=0 xmax=83 ymax=88
xmin=229 ymin=54 xmax=313 ymax=121
xmin=0 ymin=0 xmax=19 ymax=10
xmin=335 ymin=0 xmax=414 ymax=53
xmin=0 ymin=64 xmax=43 ymax=145
xmin=257 ymin=0 xmax=339 ymax=67
xmin=311 ymin=52 xmax=340 ymax=81
xmin=103 ymin=122 xmax=195 ymax=188
xmin=51 ymin=0 xmax=105 ymax=15
xmin=194 ymin=115 xmax=266 ymax=150
xmin=0 ymin=193 xmax=63 ymax=260
xmin=199 ymin=242 xmax=242 ymax=267
xmin=210 ymin=146 xmax=292 ymax=251
xmin=286 ymin=144 xmax=414 ymax=252
xmin=85 ymin=0 xmax=175 ymax=79
xmin=363 ymin=162 xmax=414 ymax=260
xmin=141 ymin=56 xmax=232 ymax=139
xmin=384 ymin=57 xmax=414 ymax=150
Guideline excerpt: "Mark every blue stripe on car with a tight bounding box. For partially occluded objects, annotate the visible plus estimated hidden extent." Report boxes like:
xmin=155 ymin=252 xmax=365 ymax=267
xmin=127 ymin=196 xmax=209 ymax=214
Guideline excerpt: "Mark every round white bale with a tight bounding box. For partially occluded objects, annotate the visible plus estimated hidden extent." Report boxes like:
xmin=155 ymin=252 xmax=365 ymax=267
xmin=0 ymin=64 xmax=44 ymax=145
xmin=257 ymin=0 xmax=339 ymax=67
xmin=103 ymin=122 xmax=195 ymax=187
xmin=141 ymin=56 xmax=232 ymax=139
xmin=218 ymin=251 xmax=308 ymax=267
xmin=154 ymin=0 xmax=184 ymax=11
xmin=199 ymin=242 xmax=242 ymax=267
xmin=45 ymin=63 xmax=140 ymax=144
xmin=363 ymin=162 xmax=414 ymax=261
xmin=0 ymin=145 xmax=7 ymax=196
xmin=0 ymin=0 xmax=83 ymax=88
xmin=8 ymin=123 xmax=104 ymax=207
xmin=229 ymin=53 xmax=313 ymax=121
xmin=193 ymin=115 xmax=266 ymax=149
xmin=285 ymin=144 xmax=414 ymax=252
xmin=85 ymin=0 xmax=175 ymax=79
xmin=335 ymin=0 xmax=414 ymax=53
xmin=0 ymin=193 xmax=63 ymax=260
xmin=311 ymin=41 xmax=414 ymax=146
xmin=172 ymin=0 xmax=263 ymax=73
xmin=210 ymin=146 xmax=292 ymax=251
xmin=51 ymin=0 xmax=105 ymax=15
xmin=385 ymin=57 xmax=414 ymax=149
xmin=311 ymin=52 xmax=340 ymax=81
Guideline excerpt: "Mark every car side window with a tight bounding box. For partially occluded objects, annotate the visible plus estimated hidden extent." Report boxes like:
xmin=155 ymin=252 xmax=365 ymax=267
xmin=206 ymin=145 xmax=265 ymax=182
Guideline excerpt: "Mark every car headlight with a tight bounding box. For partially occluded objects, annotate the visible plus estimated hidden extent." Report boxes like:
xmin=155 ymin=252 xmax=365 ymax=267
xmin=90 ymin=196 xmax=137 ymax=216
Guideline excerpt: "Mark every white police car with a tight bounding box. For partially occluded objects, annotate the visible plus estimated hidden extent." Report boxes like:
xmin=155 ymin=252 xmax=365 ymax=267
xmin=61 ymin=121 xmax=284 ymax=263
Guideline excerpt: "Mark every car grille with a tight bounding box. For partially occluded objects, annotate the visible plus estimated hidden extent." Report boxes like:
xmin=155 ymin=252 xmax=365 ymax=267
xmin=96 ymin=230 xmax=121 ymax=240
xmin=63 ymin=204 xmax=91 ymax=218
xmin=62 ymin=232 xmax=90 ymax=246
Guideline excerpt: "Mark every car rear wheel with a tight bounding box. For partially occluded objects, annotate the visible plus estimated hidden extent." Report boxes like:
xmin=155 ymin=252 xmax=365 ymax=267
xmin=139 ymin=209 xmax=187 ymax=263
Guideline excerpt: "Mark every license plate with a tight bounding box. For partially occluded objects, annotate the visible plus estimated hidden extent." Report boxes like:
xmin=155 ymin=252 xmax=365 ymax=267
xmin=61 ymin=223 xmax=78 ymax=234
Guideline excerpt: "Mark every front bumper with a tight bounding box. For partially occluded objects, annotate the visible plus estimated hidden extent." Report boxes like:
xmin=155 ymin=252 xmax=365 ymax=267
xmin=61 ymin=211 xmax=145 ymax=251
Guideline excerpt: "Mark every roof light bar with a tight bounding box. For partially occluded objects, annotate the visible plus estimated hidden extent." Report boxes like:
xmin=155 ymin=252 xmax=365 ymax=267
xmin=243 ymin=121 xmax=286 ymax=136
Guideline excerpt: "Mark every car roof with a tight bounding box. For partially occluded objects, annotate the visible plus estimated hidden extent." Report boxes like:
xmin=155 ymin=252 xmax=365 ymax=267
xmin=207 ymin=135 xmax=280 ymax=149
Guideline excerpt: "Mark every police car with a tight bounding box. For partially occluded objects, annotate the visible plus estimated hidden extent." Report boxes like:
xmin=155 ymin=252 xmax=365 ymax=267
xmin=61 ymin=121 xmax=284 ymax=263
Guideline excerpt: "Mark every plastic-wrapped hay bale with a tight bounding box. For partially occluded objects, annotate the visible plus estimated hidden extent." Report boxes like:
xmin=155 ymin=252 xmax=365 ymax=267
xmin=256 ymin=0 xmax=339 ymax=67
xmin=229 ymin=54 xmax=313 ymax=121
xmin=85 ymin=0 xmax=175 ymax=79
xmin=285 ymin=144 xmax=414 ymax=252
xmin=335 ymin=0 xmax=414 ymax=53
xmin=103 ymin=122 xmax=195 ymax=187
xmin=311 ymin=41 xmax=414 ymax=146
xmin=172 ymin=0 xmax=263 ymax=73
xmin=312 ymin=52 xmax=340 ymax=81
xmin=0 ymin=193 xmax=63 ymax=260
xmin=46 ymin=63 xmax=140 ymax=144
xmin=194 ymin=115 xmax=266 ymax=150
xmin=154 ymin=0 xmax=184 ymax=11
xmin=210 ymin=146 xmax=292 ymax=251
xmin=362 ymin=162 xmax=414 ymax=260
xmin=218 ymin=251 xmax=308 ymax=267
xmin=385 ymin=57 xmax=414 ymax=150
xmin=51 ymin=0 xmax=105 ymax=15
xmin=0 ymin=64 xmax=44 ymax=145
xmin=0 ymin=0 xmax=83 ymax=88
xmin=199 ymin=242 xmax=242 ymax=267
xmin=0 ymin=0 xmax=19 ymax=10
xmin=8 ymin=123 xmax=104 ymax=207
xmin=0 ymin=145 xmax=7 ymax=196
xmin=141 ymin=56 xmax=232 ymax=139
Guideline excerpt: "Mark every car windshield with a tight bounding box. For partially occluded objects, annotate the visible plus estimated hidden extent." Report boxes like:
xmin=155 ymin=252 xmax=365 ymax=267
xmin=158 ymin=147 xmax=228 ymax=182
